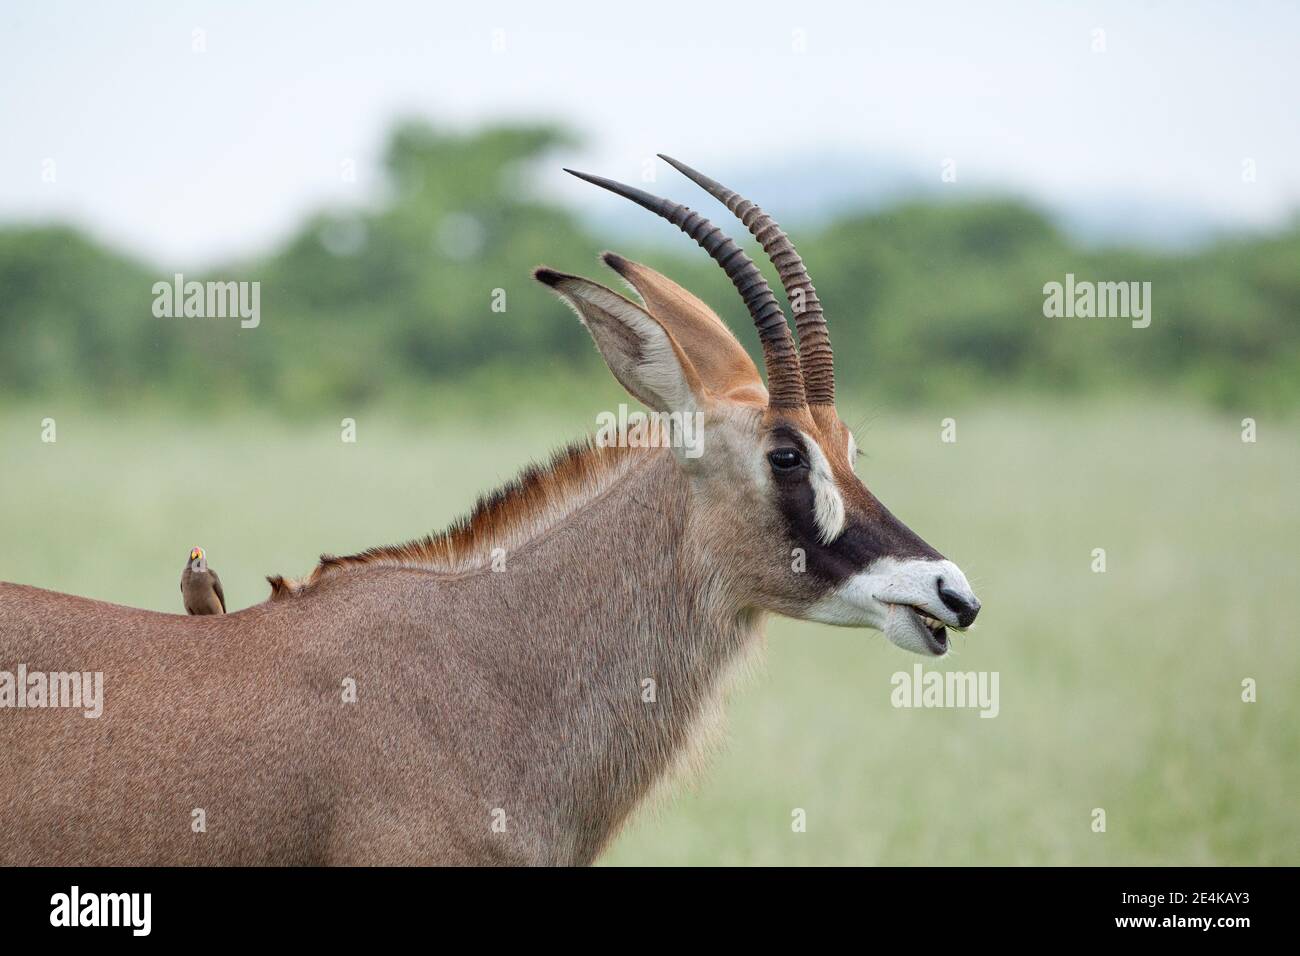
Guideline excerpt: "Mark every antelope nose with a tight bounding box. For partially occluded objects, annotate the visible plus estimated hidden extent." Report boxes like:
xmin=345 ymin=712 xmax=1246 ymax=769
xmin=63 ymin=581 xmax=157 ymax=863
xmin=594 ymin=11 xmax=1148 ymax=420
xmin=937 ymin=577 xmax=980 ymax=628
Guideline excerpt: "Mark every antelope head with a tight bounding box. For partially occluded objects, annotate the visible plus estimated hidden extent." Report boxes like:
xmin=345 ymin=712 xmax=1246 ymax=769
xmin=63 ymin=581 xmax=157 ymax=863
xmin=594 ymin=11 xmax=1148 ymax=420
xmin=536 ymin=156 xmax=980 ymax=655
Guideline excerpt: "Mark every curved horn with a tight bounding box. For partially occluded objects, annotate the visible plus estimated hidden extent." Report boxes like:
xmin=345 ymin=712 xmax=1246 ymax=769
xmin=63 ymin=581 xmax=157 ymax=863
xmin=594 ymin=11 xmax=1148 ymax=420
xmin=658 ymin=155 xmax=834 ymax=406
xmin=564 ymin=168 xmax=806 ymax=409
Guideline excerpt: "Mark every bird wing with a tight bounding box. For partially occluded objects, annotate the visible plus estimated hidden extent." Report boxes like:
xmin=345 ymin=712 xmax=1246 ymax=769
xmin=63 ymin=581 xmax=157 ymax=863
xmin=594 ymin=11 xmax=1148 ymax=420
xmin=212 ymin=571 xmax=226 ymax=613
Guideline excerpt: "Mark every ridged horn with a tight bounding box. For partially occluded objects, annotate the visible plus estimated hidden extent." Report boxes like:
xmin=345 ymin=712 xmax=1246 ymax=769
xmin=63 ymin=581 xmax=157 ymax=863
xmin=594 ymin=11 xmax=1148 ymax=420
xmin=564 ymin=168 xmax=806 ymax=409
xmin=658 ymin=154 xmax=834 ymax=406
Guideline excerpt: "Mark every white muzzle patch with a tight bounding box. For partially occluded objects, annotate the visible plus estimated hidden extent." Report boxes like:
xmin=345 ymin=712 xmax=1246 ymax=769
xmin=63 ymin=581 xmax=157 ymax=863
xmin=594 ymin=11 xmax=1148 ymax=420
xmin=806 ymin=557 xmax=979 ymax=656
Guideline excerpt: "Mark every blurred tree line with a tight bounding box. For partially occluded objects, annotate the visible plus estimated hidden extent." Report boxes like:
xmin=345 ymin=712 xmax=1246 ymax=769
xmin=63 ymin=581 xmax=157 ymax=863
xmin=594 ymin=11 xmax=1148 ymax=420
xmin=1 ymin=121 xmax=1296 ymax=414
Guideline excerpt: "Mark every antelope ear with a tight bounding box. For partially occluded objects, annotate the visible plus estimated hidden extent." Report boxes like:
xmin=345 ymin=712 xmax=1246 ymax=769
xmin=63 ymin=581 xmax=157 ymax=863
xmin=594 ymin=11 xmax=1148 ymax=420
xmin=535 ymin=267 xmax=705 ymax=414
xmin=601 ymin=253 xmax=767 ymax=407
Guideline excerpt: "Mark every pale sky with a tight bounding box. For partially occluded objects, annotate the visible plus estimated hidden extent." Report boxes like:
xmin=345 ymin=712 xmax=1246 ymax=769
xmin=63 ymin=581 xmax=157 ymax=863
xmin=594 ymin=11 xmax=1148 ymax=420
xmin=2 ymin=0 xmax=1297 ymax=266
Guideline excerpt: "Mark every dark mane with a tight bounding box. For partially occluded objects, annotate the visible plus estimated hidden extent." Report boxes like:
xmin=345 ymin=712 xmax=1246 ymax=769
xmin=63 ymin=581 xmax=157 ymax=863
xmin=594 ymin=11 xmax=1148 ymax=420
xmin=267 ymin=436 xmax=645 ymax=599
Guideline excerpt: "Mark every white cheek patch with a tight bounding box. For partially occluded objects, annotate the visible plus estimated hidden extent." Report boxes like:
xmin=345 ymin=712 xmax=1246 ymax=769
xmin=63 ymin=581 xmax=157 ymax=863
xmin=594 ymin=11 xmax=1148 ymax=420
xmin=799 ymin=431 xmax=846 ymax=544
xmin=846 ymin=432 xmax=858 ymax=471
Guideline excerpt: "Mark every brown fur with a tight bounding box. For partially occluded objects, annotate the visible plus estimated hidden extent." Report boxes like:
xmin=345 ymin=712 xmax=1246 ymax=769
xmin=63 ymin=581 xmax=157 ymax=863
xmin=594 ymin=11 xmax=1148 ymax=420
xmin=0 ymin=446 xmax=767 ymax=865
xmin=602 ymin=253 xmax=768 ymax=406
xmin=269 ymin=438 xmax=642 ymax=596
xmin=0 ymin=252 xmax=957 ymax=865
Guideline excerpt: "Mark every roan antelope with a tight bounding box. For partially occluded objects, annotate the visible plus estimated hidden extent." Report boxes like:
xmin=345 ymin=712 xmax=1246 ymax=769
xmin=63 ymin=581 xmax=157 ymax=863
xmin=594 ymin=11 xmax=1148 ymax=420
xmin=0 ymin=156 xmax=980 ymax=865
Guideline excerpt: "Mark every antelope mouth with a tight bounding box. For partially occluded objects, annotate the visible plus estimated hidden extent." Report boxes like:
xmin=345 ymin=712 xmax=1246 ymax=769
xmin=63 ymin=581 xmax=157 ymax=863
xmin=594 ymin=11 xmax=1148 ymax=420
xmin=888 ymin=603 xmax=951 ymax=655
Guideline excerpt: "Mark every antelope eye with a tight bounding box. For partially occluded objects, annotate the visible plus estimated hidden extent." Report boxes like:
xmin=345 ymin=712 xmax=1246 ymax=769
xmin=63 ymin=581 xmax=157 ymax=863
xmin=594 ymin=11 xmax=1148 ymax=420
xmin=767 ymin=448 xmax=805 ymax=472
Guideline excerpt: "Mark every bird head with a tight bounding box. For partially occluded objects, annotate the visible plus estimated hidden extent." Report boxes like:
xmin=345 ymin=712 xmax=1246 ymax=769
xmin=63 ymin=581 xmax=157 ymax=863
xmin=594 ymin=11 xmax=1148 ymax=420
xmin=189 ymin=546 xmax=206 ymax=568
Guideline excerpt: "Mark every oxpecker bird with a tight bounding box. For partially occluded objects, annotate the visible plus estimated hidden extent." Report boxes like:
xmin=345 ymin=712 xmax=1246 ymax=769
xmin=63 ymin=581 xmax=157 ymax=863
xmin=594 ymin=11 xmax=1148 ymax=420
xmin=181 ymin=546 xmax=226 ymax=615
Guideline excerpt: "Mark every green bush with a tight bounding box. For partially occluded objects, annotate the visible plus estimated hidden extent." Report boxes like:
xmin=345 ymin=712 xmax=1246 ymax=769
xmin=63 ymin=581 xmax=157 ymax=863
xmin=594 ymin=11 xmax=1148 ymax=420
xmin=1 ymin=122 xmax=1295 ymax=415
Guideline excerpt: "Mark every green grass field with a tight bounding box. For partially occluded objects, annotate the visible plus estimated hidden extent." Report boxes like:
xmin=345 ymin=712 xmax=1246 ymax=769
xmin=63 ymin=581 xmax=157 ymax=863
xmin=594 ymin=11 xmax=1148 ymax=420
xmin=1 ymin=400 xmax=1295 ymax=865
